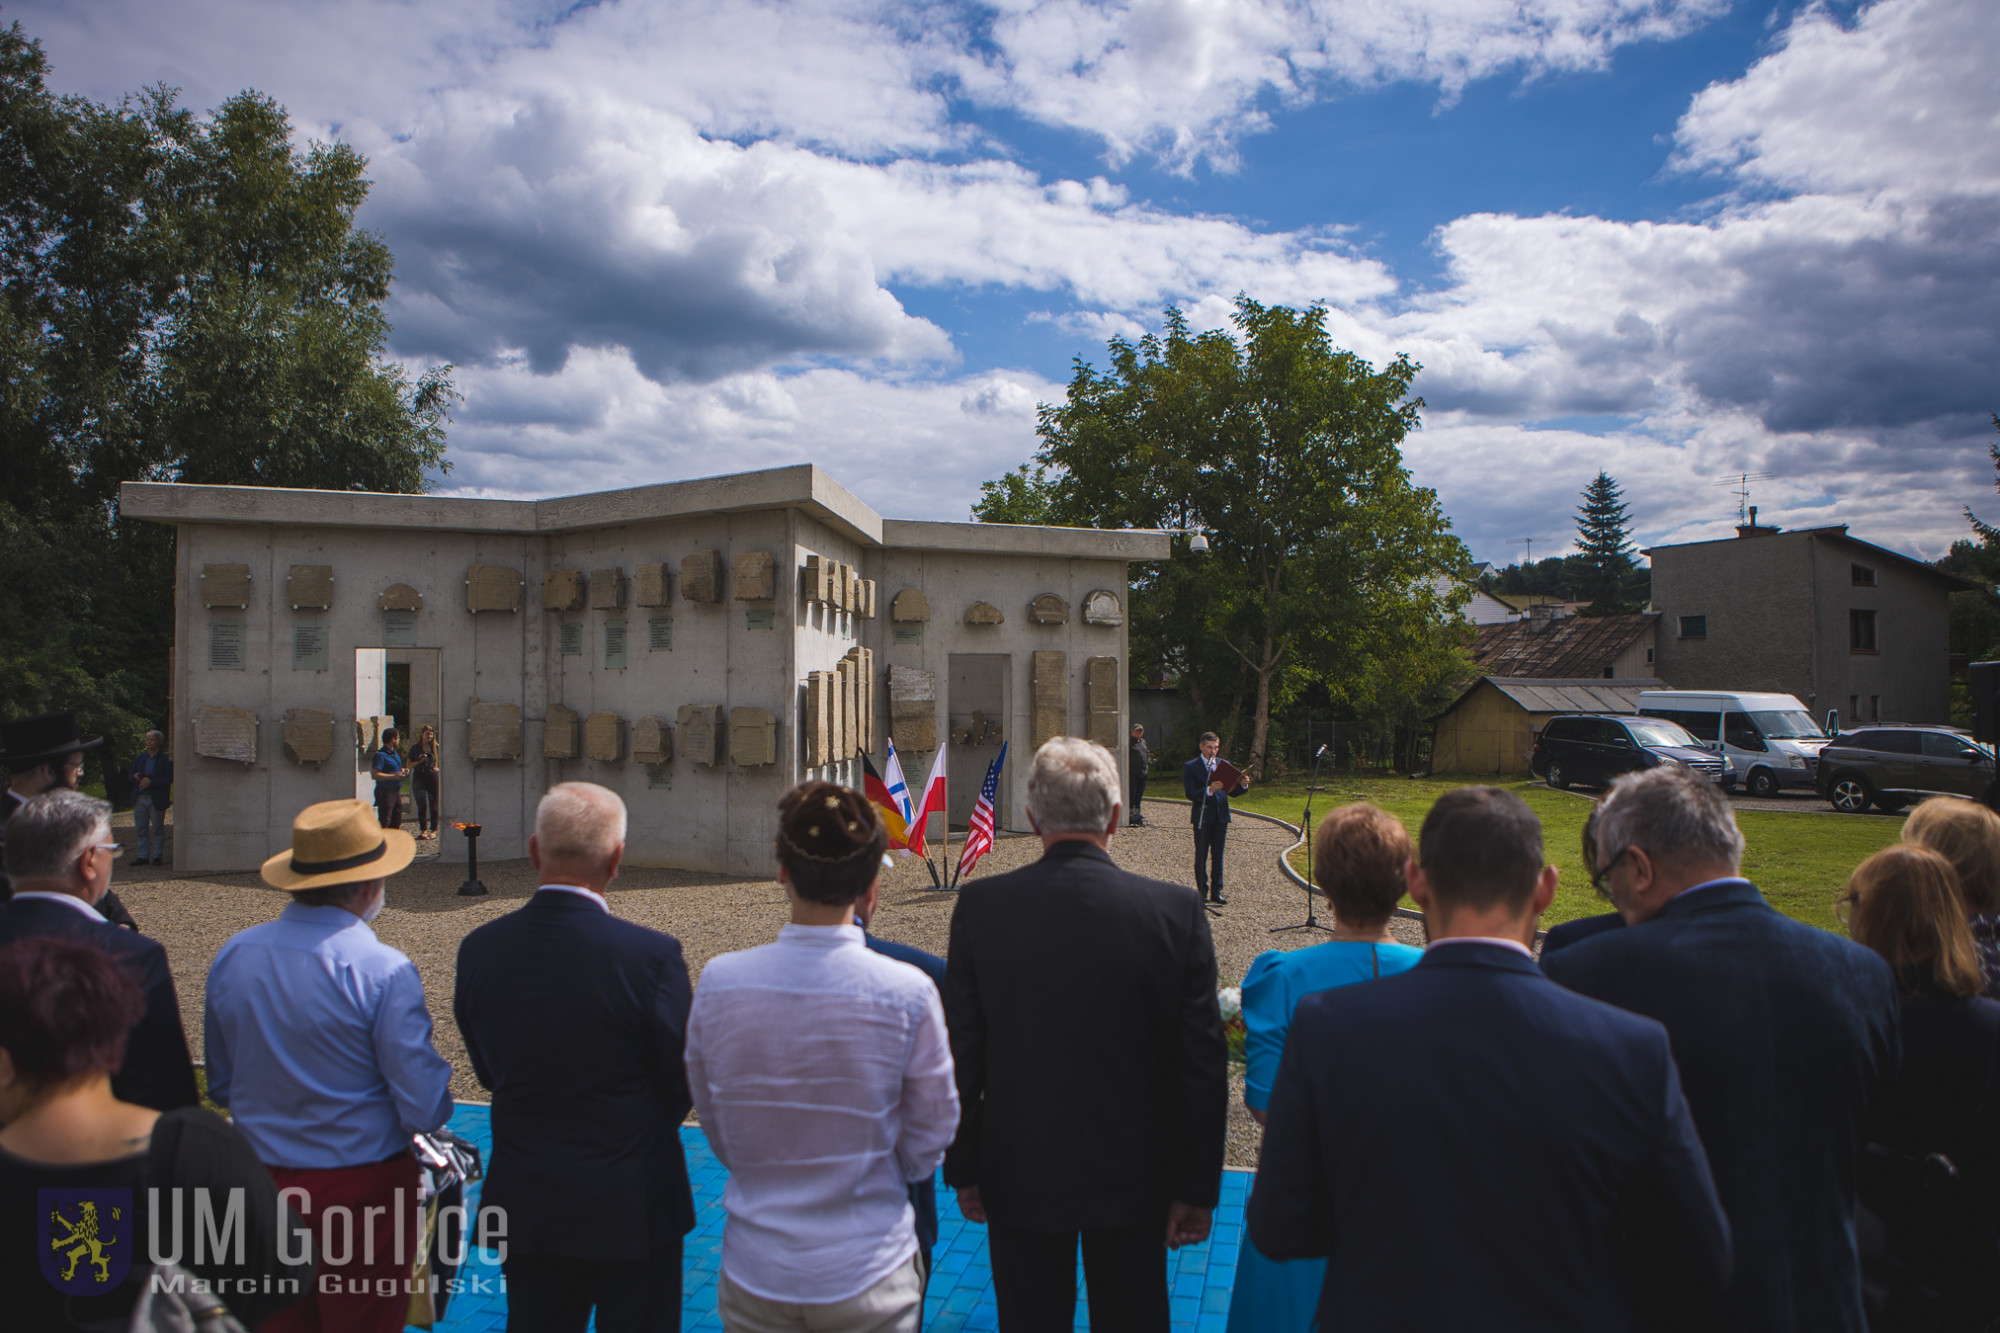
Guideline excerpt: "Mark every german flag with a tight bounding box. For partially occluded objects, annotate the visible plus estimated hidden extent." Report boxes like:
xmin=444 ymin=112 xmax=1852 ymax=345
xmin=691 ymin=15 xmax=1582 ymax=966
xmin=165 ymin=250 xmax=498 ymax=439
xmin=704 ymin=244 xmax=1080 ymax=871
xmin=859 ymin=751 xmax=915 ymax=850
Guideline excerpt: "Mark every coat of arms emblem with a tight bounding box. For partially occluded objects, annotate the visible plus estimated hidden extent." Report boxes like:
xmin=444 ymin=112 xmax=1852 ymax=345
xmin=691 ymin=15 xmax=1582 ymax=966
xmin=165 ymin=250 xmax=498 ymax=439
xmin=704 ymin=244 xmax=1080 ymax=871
xmin=38 ymin=1187 xmax=134 ymax=1295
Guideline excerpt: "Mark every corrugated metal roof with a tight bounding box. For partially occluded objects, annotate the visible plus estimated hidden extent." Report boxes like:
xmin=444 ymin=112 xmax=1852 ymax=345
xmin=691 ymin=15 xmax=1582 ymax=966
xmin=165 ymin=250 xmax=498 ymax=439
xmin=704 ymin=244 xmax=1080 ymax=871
xmin=1485 ymin=677 xmax=1668 ymax=714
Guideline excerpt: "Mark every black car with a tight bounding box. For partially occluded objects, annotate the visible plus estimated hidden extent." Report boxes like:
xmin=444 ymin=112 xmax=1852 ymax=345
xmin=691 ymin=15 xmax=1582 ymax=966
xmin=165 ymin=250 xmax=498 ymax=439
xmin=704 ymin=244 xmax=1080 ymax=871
xmin=1530 ymin=714 xmax=1726 ymax=791
xmin=1815 ymin=725 xmax=1997 ymax=814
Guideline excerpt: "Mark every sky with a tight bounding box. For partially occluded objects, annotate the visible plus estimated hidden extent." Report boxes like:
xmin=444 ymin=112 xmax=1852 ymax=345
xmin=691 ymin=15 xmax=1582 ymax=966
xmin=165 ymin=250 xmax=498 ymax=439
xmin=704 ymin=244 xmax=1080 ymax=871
xmin=19 ymin=0 xmax=2000 ymax=566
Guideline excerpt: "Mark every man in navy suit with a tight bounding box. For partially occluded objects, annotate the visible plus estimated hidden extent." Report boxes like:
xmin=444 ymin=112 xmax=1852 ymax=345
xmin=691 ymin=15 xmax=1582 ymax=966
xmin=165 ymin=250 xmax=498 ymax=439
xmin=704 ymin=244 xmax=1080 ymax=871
xmin=1182 ymin=731 xmax=1248 ymax=905
xmin=0 ymin=789 xmax=198 ymax=1111
xmin=1250 ymin=786 xmax=1731 ymax=1331
xmin=455 ymin=783 xmax=695 ymax=1332
xmin=1542 ymin=765 xmax=1899 ymax=1333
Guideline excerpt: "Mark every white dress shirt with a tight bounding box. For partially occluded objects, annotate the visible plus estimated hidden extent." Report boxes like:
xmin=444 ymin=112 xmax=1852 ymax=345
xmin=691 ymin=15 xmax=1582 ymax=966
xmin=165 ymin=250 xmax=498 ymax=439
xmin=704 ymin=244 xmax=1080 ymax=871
xmin=1425 ymin=935 xmax=1537 ymax=959
xmin=9 ymin=890 xmax=106 ymax=921
xmin=686 ymin=923 xmax=959 ymax=1304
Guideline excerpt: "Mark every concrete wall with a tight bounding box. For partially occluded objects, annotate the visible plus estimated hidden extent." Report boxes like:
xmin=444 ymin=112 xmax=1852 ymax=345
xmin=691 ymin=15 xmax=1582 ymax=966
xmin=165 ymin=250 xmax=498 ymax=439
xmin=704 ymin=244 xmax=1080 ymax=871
xmin=147 ymin=473 xmax=1160 ymax=878
xmin=1651 ymin=530 xmax=1953 ymax=722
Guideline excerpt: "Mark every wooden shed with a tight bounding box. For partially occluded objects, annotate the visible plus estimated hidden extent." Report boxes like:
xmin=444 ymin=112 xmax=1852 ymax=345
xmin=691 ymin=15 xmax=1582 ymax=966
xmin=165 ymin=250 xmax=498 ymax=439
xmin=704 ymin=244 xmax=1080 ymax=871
xmin=1431 ymin=677 xmax=1667 ymax=777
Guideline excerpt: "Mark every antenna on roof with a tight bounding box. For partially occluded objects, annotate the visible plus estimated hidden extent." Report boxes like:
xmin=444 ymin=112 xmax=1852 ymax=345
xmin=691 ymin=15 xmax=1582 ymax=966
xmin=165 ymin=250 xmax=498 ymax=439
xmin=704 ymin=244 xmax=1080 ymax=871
xmin=1516 ymin=536 xmax=1535 ymax=566
xmin=1713 ymin=473 xmax=1776 ymax=524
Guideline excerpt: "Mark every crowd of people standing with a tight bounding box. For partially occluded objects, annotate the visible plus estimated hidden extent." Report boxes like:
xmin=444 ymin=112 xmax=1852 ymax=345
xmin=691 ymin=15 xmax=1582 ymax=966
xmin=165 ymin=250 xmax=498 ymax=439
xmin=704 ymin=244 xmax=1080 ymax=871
xmin=0 ymin=713 xmax=1996 ymax=1332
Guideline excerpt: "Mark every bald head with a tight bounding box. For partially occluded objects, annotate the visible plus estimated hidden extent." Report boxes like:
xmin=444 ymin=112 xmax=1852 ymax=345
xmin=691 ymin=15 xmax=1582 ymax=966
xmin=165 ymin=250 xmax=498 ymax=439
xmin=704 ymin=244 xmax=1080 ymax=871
xmin=531 ymin=782 xmax=628 ymax=888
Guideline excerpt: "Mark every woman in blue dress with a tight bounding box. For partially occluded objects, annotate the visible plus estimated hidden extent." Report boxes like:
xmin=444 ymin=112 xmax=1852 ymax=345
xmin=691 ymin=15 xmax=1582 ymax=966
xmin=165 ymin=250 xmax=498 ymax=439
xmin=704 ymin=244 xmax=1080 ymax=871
xmin=1227 ymin=802 xmax=1425 ymax=1332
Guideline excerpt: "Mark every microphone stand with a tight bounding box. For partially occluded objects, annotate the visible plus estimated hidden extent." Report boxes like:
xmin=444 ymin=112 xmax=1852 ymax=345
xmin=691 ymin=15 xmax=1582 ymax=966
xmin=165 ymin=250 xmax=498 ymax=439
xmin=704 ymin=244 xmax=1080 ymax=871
xmin=1271 ymin=744 xmax=1333 ymax=935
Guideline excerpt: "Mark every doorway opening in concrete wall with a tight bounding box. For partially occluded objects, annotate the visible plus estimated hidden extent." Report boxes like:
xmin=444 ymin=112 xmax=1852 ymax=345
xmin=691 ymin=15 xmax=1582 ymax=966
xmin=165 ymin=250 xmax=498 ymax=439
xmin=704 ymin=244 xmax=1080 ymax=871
xmin=355 ymin=647 xmax=443 ymax=857
xmin=948 ymin=654 xmax=1010 ymax=831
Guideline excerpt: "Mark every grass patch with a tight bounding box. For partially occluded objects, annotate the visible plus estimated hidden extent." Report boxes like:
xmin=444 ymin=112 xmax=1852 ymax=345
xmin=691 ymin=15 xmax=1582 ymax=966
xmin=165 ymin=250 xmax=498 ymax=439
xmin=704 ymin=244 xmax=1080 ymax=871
xmin=1226 ymin=774 xmax=1904 ymax=932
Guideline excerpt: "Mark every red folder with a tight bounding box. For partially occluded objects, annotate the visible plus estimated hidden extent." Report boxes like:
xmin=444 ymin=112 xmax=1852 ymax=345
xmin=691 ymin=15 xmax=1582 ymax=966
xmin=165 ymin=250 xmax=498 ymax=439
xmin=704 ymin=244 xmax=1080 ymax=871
xmin=1212 ymin=759 xmax=1245 ymax=790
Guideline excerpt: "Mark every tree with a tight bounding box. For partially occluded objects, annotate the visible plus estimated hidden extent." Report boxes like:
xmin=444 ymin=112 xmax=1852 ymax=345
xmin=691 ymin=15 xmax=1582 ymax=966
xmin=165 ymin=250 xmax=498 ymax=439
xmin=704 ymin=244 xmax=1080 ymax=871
xmin=0 ymin=22 xmax=455 ymax=776
xmin=1574 ymin=471 xmax=1637 ymax=613
xmin=976 ymin=298 xmax=1469 ymax=778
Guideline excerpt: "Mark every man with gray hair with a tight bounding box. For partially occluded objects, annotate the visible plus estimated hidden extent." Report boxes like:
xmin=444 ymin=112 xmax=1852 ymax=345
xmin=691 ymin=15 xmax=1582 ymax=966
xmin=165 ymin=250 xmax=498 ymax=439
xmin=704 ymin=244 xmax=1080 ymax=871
xmin=0 ymin=789 xmax=198 ymax=1110
xmin=1542 ymin=764 xmax=1899 ymax=1333
xmin=455 ymin=782 xmax=696 ymax=1332
xmin=943 ymin=738 xmax=1227 ymax=1331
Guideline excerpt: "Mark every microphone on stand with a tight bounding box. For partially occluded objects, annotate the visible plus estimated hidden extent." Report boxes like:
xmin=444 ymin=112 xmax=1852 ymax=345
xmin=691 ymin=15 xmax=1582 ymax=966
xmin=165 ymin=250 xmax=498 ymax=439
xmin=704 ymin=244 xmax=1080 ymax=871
xmin=1315 ymin=744 xmax=1328 ymax=759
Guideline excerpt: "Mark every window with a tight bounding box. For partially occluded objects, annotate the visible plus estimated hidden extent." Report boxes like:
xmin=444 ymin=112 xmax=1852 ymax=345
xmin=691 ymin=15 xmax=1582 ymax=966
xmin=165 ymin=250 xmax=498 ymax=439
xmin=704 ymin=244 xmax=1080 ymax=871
xmin=1850 ymin=609 xmax=1877 ymax=653
xmin=1921 ymin=732 xmax=1980 ymax=759
xmin=1723 ymin=713 xmax=1767 ymax=751
xmin=1849 ymin=695 xmax=1859 ymax=723
xmin=1645 ymin=647 xmax=1654 ymax=664
xmin=1871 ymin=695 xmax=1881 ymax=722
xmin=1645 ymin=707 xmax=1719 ymax=742
xmin=1851 ymin=563 xmax=1876 ymax=587
xmin=1850 ymin=729 xmax=1918 ymax=754
xmin=1678 ymin=615 xmax=1707 ymax=639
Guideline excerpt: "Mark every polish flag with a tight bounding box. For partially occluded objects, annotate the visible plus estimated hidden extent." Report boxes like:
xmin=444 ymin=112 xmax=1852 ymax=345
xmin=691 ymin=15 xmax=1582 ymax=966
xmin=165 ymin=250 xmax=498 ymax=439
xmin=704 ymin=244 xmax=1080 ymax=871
xmin=910 ymin=747 xmax=947 ymax=860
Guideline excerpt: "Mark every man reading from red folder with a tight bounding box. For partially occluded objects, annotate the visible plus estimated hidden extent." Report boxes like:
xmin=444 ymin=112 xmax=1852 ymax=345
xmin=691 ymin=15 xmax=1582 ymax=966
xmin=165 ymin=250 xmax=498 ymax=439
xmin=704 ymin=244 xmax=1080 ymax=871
xmin=1183 ymin=733 xmax=1249 ymax=906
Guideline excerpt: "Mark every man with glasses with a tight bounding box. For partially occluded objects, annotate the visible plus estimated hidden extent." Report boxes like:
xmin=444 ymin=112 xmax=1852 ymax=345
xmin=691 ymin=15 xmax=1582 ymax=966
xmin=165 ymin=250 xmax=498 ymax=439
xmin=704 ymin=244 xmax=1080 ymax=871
xmin=1540 ymin=805 xmax=1627 ymax=957
xmin=0 ymin=789 xmax=200 ymax=1110
xmin=1542 ymin=765 xmax=1899 ymax=1333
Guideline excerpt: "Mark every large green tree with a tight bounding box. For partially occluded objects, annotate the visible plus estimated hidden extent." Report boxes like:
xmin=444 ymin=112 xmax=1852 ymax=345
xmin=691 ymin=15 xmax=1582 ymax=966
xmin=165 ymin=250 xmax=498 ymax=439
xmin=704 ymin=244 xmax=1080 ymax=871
xmin=1574 ymin=471 xmax=1637 ymax=612
xmin=975 ymin=299 xmax=1469 ymax=778
xmin=0 ymin=22 xmax=454 ymax=779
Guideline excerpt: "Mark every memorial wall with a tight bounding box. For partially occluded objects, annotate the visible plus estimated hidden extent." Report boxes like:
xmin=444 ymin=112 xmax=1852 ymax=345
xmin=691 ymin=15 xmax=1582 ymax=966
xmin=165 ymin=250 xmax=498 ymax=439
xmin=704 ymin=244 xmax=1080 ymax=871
xmin=123 ymin=465 xmax=1169 ymax=876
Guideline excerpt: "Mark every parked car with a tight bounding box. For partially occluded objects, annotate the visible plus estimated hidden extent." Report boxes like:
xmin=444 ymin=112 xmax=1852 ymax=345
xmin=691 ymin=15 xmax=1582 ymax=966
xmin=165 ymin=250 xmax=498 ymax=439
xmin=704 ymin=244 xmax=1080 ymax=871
xmin=1636 ymin=690 xmax=1829 ymax=798
xmin=1530 ymin=715 xmax=1727 ymax=791
xmin=1815 ymin=726 xmax=1998 ymax=813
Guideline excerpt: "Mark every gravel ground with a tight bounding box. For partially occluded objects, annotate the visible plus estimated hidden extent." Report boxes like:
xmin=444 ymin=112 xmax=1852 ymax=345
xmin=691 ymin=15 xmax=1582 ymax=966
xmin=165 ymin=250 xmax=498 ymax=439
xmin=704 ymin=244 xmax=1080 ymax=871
xmin=110 ymin=804 xmax=1413 ymax=1169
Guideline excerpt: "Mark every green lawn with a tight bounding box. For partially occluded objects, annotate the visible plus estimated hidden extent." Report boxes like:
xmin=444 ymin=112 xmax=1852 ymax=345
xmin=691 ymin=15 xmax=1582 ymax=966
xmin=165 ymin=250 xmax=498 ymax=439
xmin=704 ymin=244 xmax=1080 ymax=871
xmin=1207 ymin=773 xmax=1906 ymax=933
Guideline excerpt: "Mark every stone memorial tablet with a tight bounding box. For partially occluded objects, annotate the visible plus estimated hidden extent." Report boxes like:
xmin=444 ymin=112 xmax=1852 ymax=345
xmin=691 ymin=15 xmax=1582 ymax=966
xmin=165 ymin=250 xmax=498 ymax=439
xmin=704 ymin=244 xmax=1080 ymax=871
xmin=730 ymin=707 xmax=777 ymax=767
xmin=589 ymin=568 xmax=626 ymax=610
xmin=803 ymin=554 xmax=833 ymax=604
xmin=635 ymin=562 xmax=672 ymax=607
xmin=1029 ymin=593 xmax=1069 ymax=625
xmin=964 ymin=601 xmax=1004 ymax=625
xmin=805 ymin=671 xmax=832 ymax=767
xmin=733 ymin=551 xmax=777 ymax=601
xmin=632 ymin=715 xmax=674 ymax=764
xmin=1032 ymin=650 xmax=1067 ymax=748
xmin=586 ymin=711 xmax=624 ymax=762
xmin=891 ymin=588 xmax=930 ymax=622
xmin=378 ymin=583 xmax=423 ymax=612
xmin=1085 ymin=656 xmax=1120 ymax=747
xmin=1083 ymin=590 xmax=1124 ymax=627
xmin=834 ymin=658 xmax=852 ymax=759
xmin=859 ymin=579 xmax=877 ymax=619
xmin=543 ymin=569 xmax=586 ymax=612
xmin=681 ymin=550 xmax=724 ymax=604
xmin=889 ymin=665 xmax=937 ymax=752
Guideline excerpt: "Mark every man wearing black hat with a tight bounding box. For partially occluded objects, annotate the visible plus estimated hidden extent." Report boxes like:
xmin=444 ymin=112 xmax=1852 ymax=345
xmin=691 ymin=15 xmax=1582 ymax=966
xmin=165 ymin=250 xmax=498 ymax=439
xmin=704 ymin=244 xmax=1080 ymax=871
xmin=0 ymin=712 xmax=137 ymax=929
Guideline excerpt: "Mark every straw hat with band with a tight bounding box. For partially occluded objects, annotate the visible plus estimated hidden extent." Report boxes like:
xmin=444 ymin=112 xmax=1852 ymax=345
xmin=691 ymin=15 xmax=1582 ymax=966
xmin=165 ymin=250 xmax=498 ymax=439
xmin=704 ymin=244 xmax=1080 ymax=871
xmin=263 ymin=799 xmax=416 ymax=891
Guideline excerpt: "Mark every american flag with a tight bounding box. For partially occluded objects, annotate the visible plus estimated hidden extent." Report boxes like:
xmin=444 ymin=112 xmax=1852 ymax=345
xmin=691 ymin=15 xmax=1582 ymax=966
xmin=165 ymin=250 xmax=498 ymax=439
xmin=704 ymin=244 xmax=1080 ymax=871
xmin=952 ymin=743 xmax=1008 ymax=886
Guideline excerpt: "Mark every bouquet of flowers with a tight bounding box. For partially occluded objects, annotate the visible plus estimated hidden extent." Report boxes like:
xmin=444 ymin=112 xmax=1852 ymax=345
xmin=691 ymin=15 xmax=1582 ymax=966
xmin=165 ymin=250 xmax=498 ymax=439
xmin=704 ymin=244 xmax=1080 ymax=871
xmin=1219 ymin=986 xmax=1245 ymax=1066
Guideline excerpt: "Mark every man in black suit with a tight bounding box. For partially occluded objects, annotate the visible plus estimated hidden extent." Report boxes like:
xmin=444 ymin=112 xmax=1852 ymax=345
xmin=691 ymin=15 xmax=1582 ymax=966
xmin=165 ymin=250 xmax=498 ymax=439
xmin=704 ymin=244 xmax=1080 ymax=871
xmin=1181 ymin=730 xmax=1248 ymax=905
xmin=945 ymin=737 xmax=1227 ymax=1332
xmin=454 ymin=782 xmax=694 ymax=1332
xmin=1251 ymin=786 xmax=1732 ymax=1330
xmin=1543 ymin=764 xmax=1899 ymax=1333
xmin=0 ymin=789 xmax=198 ymax=1111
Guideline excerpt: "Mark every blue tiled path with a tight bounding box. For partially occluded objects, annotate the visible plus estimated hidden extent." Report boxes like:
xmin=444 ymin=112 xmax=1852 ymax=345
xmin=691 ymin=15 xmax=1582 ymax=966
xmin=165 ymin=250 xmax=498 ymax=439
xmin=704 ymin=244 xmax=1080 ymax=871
xmin=426 ymin=1103 xmax=1246 ymax=1332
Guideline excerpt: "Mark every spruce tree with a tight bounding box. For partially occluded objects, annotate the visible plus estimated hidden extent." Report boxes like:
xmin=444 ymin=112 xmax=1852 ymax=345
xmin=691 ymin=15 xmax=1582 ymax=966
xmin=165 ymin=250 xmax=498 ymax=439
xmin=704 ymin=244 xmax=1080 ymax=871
xmin=1575 ymin=472 xmax=1635 ymax=613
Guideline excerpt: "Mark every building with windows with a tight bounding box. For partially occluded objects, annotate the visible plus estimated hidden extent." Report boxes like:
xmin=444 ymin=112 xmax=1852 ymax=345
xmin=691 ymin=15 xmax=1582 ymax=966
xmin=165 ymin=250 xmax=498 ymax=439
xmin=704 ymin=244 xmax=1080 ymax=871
xmin=1646 ymin=520 xmax=1981 ymax=727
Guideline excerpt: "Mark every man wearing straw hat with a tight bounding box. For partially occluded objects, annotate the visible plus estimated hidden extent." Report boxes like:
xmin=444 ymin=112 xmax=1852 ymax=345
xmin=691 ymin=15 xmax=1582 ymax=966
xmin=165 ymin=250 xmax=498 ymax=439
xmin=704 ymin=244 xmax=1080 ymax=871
xmin=206 ymin=798 xmax=455 ymax=1333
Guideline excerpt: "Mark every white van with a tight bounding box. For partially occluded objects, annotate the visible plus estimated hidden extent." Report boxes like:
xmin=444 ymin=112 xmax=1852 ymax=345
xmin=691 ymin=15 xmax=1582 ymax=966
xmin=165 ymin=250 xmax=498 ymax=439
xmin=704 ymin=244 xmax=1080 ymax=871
xmin=1635 ymin=691 xmax=1830 ymax=797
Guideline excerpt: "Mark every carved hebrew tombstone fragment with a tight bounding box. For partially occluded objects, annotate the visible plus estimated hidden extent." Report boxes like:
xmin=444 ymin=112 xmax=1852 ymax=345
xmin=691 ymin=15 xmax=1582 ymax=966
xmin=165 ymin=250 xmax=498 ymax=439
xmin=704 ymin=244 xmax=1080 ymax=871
xmin=802 ymin=555 xmax=834 ymax=604
xmin=466 ymin=565 xmax=523 ymax=613
xmin=1084 ymin=656 xmax=1121 ymax=748
xmin=543 ymin=570 xmax=586 ymax=613
xmin=678 ymin=704 xmax=724 ymax=765
xmin=589 ymin=569 xmax=626 ymax=610
xmin=888 ymin=665 xmax=938 ymax=752
xmin=1032 ymin=651 xmax=1067 ymax=749
xmin=635 ymin=562 xmax=672 ymax=608
xmin=544 ymin=705 xmax=580 ymax=760
xmin=288 ymin=566 xmax=333 ymax=610
xmin=733 ymin=551 xmax=777 ymax=601
xmin=859 ymin=579 xmax=877 ymax=619
xmin=681 ymin=551 xmax=724 ymax=604
xmin=805 ymin=672 xmax=833 ymax=767
xmin=631 ymin=715 xmax=674 ymax=764
xmin=467 ymin=701 xmax=522 ymax=759
xmin=1082 ymin=590 xmax=1124 ymax=627
xmin=378 ymin=583 xmax=423 ymax=612
xmin=730 ymin=708 xmax=777 ymax=766
xmin=195 ymin=704 xmax=257 ymax=763
xmin=585 ymin=711 xmax=624 ymax=762
xmin=201 ymin=564 xmax=251 ymax=609
xmin=891 ymin=588 xmax=930 ymax=623
xmin=281 ymin=708 xmax=336 ymax=765
xmin=1029 ymin=593 xmax=1069 ymax=625
xmin=964 ymin=601 xmax=1004 ymax=626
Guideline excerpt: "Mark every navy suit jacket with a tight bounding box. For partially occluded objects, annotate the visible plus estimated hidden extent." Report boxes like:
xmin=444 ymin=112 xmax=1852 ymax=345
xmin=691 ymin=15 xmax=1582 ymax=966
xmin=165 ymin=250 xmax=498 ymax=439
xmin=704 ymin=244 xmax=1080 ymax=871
xmin=1541 ymin=910 xmax=1625 ymax=956
xmin=454 ymin=889 xmax=695 ymax=1260
xmin=1542 ymin=881 xmax=1900 ymax=1333
xmin=1250 ymin=941 xmax=1731 ymax=1332
xmin=0 ymin=896 xmax=198 ymax=1111
xmin=1182 ymin=757 xmax=1247 ymax=827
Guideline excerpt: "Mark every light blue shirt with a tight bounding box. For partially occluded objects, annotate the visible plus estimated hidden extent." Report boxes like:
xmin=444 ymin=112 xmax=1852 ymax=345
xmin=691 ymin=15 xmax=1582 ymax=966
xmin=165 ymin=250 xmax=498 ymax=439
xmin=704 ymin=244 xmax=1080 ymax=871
xmin=205 ymin=902 xmax=453 ymax=1168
